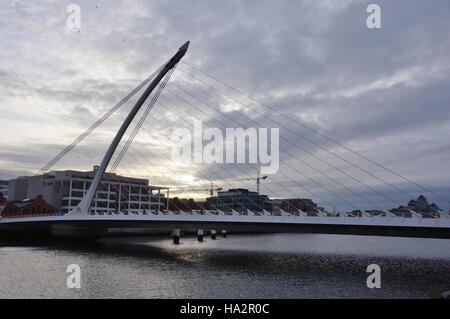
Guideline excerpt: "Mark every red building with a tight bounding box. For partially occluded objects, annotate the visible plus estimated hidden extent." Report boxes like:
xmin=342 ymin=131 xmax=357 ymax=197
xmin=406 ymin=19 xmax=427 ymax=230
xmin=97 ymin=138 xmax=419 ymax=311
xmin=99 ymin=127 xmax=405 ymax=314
xmin=0 ymin=194 xmax=59 ymax=218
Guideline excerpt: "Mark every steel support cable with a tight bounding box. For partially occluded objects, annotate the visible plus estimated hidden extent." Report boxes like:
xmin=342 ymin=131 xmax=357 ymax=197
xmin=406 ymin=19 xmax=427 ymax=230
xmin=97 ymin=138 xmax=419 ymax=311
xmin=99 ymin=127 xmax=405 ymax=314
xmin=161 ymin=87 xmax=371 ymax=210
xmin=163 ymin=81 xmax=390 ymax=211
xmin=97 ymin=68 xmax=178 ymax=213
xmin=37 ymin=68 xmax=163 ymax=176
xmin=170 ymin=76 xmax=399 ymax=207
xmin=110 ymin=133 xmax=228 ymax=212
xmin=155 ymin=93 xmax=349 ymax=210
xmin=119 ymin=123 xmax=266 ymax=212
xmin=129 ymin=127 xmax=274 ymax=213
xmin=107 ymin=155 xmax=187 ymax=213
xmin=35 ymin=65 xmax=165 ymax=176
xmin=109 ymin=71 xmax=172 ymax=173
xmin=110 ymin=151 xmax=184 ymax=214
xmin=115 ymin=145 xmax=180 ymax=189
xmin=137 ymin=110 xmax=312 ymax=213
xmin=111 ymin=66 xmax=176 ymax=172
xmin=160 ymin=92 xmax=355 ymax=210
xmin=174 ymin=73 xmax=402 ymax=205
xmin=118 ymin=145 xmax=226 ymax=212
xmin=88 ymin=164 xmax=163 ymax=215
xmin=180 ymin=62 xmax=450 ymax=205
xmin=158 ymin=90 xmax=352 ymax=209
xmin=115 ymin=101 xmax=296 ymax=213
xmin=109 ymin=65 xmax=177 ymax=173
xmin=149 ymin=99 xmax=336 ymax=211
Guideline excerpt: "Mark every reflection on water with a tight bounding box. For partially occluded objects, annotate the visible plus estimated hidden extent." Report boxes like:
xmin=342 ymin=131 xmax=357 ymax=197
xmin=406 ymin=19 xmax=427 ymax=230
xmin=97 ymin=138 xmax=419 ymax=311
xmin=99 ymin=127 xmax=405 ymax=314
xmin=0 ymin=234 xmax=449 ymax=299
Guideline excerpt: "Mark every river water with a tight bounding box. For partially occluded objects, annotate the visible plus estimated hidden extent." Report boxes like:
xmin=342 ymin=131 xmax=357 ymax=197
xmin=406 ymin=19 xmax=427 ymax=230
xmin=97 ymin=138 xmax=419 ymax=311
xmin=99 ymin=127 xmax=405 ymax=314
xmin=0 ymin=234 xmax=449 ymax=299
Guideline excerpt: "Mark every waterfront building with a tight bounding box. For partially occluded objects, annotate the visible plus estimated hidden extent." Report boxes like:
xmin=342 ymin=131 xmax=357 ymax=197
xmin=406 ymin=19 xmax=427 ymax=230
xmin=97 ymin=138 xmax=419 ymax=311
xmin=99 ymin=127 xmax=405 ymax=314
xmin=390 ymin=195 xmax=441 ymax=218
xmin=0 ymin=180 xmax=8 ymax=200
xmin=271 ymin=198 xmax=319 ymax=213
xmin=206 ymin=188 xmax=272 ymax=212
xmin=1 ymin=195 xmax=58 ymax=218
xmin=0 ymin=192 xmax=7 ymax=212
xmin=7 ymin=168 xmax=168 ymax=215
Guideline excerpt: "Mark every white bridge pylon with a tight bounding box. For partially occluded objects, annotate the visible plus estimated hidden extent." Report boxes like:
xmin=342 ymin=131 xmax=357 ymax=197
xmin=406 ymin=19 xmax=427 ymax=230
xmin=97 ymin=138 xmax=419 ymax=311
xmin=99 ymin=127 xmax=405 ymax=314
xmin=66 ymin=41 xmax=190 ymax=217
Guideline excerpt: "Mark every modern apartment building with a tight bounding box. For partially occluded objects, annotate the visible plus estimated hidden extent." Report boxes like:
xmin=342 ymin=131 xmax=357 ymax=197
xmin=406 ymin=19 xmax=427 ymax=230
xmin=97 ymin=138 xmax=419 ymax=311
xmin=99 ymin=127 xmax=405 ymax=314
xmin=8 ymin=168 xmax=168 ymax=215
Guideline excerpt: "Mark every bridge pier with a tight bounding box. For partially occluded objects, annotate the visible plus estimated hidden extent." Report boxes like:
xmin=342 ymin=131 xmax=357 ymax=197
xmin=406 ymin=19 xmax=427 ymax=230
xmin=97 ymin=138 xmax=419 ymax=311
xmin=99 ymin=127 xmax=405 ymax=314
xmin=211 ymin=229 xmax=217 ymax=240
xmin=172 ymin=229 xmax=181 ymax=244
xmin=197 ymin=229 xmax=204 ymax=242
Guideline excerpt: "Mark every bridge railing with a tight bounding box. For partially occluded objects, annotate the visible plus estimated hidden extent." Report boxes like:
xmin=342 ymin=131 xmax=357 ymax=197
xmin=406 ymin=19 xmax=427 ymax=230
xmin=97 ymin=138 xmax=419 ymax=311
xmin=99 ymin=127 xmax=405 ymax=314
xmin=2 ymin=210 xmax=449 ymax=221
xmin=0 ymin=212 xmax=66 ymax=220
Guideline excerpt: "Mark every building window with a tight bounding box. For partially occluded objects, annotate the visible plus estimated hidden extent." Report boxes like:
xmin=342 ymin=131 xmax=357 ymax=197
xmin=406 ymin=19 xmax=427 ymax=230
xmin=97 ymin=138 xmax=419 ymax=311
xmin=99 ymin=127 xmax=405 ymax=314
xmin=71 ymin=191 xmax=84 ymax=198
xmin=71 ymin=200 xmax=81 ymax=206
xmin=97 ymin=201 xmax=107 ymax=208
xmin=72 ymin=181 xmax=84 ymax=190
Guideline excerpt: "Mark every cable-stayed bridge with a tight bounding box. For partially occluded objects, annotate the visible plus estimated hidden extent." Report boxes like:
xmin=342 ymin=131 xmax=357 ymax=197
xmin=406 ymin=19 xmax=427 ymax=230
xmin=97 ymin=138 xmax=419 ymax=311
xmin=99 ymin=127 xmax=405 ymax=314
xmin=1 ymin=41 xmax=449 ymax=240
xmin=1 ymin=213 xmax=450 ymax=240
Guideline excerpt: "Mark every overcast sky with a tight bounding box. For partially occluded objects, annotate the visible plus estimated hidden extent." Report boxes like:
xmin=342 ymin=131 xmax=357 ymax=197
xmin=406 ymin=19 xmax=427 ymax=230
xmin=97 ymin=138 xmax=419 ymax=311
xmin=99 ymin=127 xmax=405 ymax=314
xmin=1 ymin=0 xmax=449 ymax=211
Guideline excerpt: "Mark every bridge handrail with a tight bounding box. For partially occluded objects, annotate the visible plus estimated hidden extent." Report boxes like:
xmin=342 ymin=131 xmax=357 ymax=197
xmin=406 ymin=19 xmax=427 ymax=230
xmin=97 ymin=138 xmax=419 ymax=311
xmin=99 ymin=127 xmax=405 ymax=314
xmin=0 ymin=213 xmax=66 ymax=219
xmin=2 ymin=212 xmax=449 ymax=222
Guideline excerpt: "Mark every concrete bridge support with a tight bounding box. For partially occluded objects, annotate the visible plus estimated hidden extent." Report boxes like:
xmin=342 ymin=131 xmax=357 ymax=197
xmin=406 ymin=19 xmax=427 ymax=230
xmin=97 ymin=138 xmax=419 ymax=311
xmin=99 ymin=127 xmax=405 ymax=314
xmin=172 ymin=228 xmax=181 ymax=244
xmin=197 ymin=229 xmax=204 ymax=242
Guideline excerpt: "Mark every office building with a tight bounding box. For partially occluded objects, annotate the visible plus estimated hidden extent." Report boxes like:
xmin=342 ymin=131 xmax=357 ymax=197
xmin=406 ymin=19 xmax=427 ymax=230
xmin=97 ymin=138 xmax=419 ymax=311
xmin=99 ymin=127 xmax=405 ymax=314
xmin=206 ymin=188 xmax=272 ymax=212
xmin=390 ymin=195 xmax=441 ymax=218
xmin=0 ymin=180 xmax=8 ymax=200
xmin=8 ymin=168 xmax=168 ymax=215
xmin=271 ymin=198 xmax=319 ymax=213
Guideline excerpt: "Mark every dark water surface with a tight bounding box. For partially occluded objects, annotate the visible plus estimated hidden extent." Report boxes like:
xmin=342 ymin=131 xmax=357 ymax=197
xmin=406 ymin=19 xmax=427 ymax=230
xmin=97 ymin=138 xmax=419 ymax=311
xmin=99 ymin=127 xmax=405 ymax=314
xmin=0 ymin=234 xmax=449 ymax=298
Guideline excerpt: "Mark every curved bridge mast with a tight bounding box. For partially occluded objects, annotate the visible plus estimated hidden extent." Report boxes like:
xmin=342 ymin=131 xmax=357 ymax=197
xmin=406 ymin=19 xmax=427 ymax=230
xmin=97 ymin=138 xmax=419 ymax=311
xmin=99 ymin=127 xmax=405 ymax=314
xmin=67 ymin=41 xmax=190 ymax=216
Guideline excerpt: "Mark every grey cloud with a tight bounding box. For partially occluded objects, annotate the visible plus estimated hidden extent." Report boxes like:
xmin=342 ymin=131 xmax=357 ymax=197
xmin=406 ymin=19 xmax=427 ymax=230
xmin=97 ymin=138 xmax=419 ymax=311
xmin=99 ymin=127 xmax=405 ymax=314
xmin=1 ymin=0 xmax=449 ymax=211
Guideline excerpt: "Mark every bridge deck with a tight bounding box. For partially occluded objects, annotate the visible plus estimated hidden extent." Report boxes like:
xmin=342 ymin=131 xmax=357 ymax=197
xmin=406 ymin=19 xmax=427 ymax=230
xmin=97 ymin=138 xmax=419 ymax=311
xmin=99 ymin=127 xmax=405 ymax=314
xmin=1 ymin=214 xmax=450 ymax=239
xmin=1 ymin=214 xmax=450 ymax=228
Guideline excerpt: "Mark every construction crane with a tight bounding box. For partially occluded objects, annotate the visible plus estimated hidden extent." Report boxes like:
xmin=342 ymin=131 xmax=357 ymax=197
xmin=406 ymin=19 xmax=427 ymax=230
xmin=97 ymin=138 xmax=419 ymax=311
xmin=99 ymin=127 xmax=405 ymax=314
xmin=207 ymin=182 xmax=222 ymax=196
xmin=237 ymin=171 xmax=268 ymax=194
xmin=183 ymin=182 xmax=222 ymax=197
